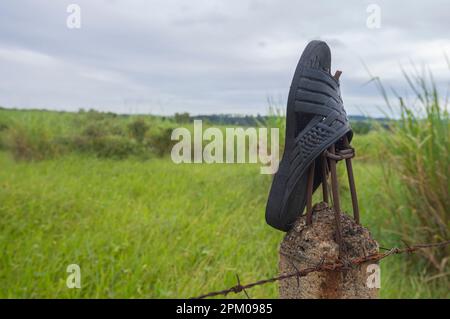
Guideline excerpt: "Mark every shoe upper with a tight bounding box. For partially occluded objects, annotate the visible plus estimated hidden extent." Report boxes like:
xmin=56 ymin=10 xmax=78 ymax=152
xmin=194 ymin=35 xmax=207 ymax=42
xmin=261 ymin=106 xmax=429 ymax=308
xmin=265 ymin=40 xmax=353 ymax=232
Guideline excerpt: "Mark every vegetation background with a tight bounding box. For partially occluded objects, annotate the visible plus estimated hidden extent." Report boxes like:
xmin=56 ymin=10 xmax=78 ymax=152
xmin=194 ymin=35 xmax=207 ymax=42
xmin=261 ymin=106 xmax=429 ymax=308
xmin=0 ymin=71 xmax=448 ymax=298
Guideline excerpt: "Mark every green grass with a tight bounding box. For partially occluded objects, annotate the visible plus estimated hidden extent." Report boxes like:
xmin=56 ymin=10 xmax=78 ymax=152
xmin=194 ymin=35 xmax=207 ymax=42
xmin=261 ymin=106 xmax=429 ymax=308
xmin=0 ymin=152 xmax=280 ymax=298
xmin=0 ymin=146 xmax=447 ymax=298
xmin=371 ymin=68 xmax=449 ymax=274
xmin=0 ymin=102 xmax=447 ymax=298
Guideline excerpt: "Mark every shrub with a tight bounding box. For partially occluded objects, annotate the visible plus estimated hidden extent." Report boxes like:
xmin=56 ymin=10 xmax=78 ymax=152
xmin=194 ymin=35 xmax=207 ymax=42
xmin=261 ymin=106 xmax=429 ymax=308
xmin=128 ymin=119 xmax=149 ymax=143
xmin=82 ymin=119 xmax=125 ymax=138
xmin=147 ymin=127 xmax=174 ymax=157
xmin=174 ymin=112 xmax=190 ymax=124
xmin=351 ymin=121 xmax=372 ymax=135
xmin=4 ymin=126 xmax=64 ymax=161
xmin=0 ymin=122 xmax=8 ymax=132
xmin=84 ymin=109 xmax=117 ymax=121
xmin=72 ymin=135 xmax=143 ymax=159
xmin=91 ymin=135 xmax=141 ymax=159
xmin=0 ymin=118 xmax=10 ymax=150
xmin=82 ymin=124 xmax=106 ymax=138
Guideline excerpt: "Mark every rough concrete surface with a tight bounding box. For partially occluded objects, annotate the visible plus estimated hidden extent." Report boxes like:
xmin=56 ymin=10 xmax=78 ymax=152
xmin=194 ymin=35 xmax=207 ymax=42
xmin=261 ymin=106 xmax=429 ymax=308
xmin=279 ymin=202 xmax=379 ymax=299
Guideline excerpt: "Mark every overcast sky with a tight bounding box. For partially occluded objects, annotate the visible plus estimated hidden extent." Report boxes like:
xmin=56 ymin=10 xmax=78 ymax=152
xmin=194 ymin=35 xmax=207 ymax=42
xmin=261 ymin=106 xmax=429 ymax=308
xmin=0 ymin=0 xmax=449 ymax=116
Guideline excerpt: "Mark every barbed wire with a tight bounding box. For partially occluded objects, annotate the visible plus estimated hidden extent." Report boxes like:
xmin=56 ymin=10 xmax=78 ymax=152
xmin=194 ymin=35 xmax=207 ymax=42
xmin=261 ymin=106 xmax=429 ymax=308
xmin=191 ymin=240 xmax=450 ymax=299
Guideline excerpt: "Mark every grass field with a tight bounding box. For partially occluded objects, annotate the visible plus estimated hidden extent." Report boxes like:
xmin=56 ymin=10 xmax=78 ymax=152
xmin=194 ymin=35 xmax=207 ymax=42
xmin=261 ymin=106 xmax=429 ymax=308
xmin=0 ymin=119 xmax=447 ymax=298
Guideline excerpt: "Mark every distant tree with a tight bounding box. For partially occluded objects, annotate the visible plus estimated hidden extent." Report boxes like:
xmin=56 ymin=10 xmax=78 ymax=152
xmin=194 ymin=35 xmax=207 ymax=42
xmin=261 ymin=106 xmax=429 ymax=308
xmin=128 ymin=118 xmax=149 ymax=143
xmin=350 ymin=121 xmax=372 ymax=135
xmin=174 ymin=112 xmax=190 ymax=124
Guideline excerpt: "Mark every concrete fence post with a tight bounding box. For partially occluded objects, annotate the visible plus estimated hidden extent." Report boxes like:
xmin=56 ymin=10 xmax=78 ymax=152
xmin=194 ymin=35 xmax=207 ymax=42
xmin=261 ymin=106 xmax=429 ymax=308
xmin=279 ymin=202 xmax=380 ymax=299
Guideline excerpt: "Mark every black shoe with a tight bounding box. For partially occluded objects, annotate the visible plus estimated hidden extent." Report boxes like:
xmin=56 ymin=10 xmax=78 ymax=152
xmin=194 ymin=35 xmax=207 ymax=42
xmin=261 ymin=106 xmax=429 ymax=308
xmin=265 ymin=40 xmax=352 ymax=231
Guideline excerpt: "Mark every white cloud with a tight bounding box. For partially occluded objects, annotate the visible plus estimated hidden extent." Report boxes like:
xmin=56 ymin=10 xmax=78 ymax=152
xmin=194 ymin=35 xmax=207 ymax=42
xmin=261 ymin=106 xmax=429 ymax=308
xmin=0 ymin=0 xmax=449 ymax=115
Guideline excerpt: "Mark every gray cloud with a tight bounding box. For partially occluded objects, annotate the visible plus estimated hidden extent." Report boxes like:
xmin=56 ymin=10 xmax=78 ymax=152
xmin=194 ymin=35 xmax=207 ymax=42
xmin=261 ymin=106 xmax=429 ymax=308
xmin=0 ymin=0 xmax=449 ymax=116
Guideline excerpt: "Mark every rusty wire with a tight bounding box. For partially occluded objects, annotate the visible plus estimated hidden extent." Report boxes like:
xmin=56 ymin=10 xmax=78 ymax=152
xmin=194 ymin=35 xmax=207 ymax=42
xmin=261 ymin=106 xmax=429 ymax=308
xmin=191 ymin=240 xmax=450 ymax=299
